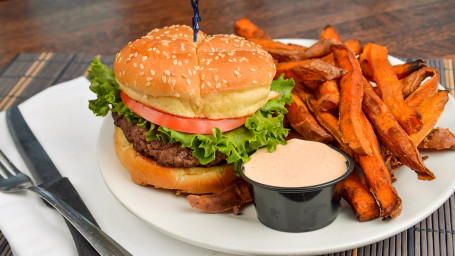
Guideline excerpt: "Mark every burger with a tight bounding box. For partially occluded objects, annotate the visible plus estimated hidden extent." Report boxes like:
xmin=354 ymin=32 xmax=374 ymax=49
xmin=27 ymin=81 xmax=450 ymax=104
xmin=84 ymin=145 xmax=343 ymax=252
xmin=88 ymin=25 xmax=294 ymax=195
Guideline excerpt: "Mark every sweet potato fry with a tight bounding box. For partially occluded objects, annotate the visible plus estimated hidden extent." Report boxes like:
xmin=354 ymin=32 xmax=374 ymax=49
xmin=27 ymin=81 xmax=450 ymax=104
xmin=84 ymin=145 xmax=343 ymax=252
xmin=285 ymin=93 xmax=334 ymax=143
xmin=249 ymin=39 xmax=308 ymax=62
xmin=362 ymin=59 xmax=427 ymax=82
xmin=360 ymin=43 xmax=422 ymax=134
xmin=303 ymin=38 xmax=340 ymax=59
xmin=344 ymin=39 xmax=362 ymax=56
xmin=418 ymin=127 xmax=455 ymax=150
xmin=311 ymin=106 xmax=354 ymax=157
xmin=320 ymin=24 xmax=342 ymax=42
xmin=332 ymin=44 xmax=372 ymax=156
xmin=187 ymin=180 xmax=252 ymax=214
xmin=234 ymin=18 xmax=272 ymax=40
xmin=400 ymin=67 xmax=436 ymax=98
xmin=342 ymin=172 xmax=380 ymax=222
xmin=313 ymin=80 xmax=340 ymax=113
xmin=405 ymin=69 xmax=439 ymax=107
xmin=392 ymin=59 xmax=427 ymax=79
xmin=410 ymin=91 xmax=449 ymax=145
xmin=321 ymin=39 xmax=362 ymax=65
xmin=358 ymin=113 xmax=401 ymax=218
xmin=362 ymin=79 xmax=435 ymax=180
xmin=296 ymin=87 xmax=353 ymax=156
xmin=276 ymin=59 xmax=346 ymax=91
xmin=381 ymin=146 xmax=403 ymax=178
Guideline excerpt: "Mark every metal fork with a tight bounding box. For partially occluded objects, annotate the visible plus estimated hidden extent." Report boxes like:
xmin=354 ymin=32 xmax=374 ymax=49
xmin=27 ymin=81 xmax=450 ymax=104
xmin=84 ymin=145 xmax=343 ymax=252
xmin=0 ymin=149 xmax=132 ymax=256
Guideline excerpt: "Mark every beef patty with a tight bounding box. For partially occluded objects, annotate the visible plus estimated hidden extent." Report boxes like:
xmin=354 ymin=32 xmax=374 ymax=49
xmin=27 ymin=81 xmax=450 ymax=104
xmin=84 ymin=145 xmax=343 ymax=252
xmin=112 ymin=112 xmax=227 ymax=168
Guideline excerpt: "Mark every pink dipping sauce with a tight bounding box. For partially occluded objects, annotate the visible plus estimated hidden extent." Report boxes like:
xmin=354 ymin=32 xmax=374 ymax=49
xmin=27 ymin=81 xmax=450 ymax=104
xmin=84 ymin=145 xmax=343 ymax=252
xmin=243 ymin=139 xmax=348 ymax=187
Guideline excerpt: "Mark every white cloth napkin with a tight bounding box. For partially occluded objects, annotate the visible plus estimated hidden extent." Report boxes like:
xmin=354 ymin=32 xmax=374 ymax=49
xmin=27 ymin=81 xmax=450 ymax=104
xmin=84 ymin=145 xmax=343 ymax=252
xmin=0 ymin=77 xmax=232 ymax=256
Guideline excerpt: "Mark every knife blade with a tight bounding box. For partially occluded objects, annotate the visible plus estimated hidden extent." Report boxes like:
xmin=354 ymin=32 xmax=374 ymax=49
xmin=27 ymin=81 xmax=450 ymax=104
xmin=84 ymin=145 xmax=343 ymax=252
xmin=6 ymin=105 xmax=99 ymax=256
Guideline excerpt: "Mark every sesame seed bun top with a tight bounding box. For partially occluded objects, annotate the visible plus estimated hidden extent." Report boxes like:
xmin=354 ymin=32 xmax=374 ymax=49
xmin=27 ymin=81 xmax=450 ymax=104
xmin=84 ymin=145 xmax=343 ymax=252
xmin=113 ymin=25 xmax=276 ymax=119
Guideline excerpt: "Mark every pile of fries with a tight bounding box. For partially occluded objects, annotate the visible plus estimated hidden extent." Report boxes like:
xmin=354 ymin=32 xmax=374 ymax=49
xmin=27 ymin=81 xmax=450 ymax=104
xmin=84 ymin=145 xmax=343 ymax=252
xmin=235 ymin=18 xmax=455 ymax=221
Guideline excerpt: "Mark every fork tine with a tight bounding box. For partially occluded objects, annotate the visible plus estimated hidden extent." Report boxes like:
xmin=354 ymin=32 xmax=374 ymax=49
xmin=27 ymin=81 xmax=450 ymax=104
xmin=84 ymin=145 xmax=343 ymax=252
xmin=0 ymin=149 xmax=19 ymax=177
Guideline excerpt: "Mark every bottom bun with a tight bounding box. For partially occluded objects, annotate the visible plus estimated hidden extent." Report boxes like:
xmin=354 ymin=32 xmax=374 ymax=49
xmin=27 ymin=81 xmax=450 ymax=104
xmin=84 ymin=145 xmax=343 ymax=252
xmin=114 ymin=126 xmax=238 ymax=194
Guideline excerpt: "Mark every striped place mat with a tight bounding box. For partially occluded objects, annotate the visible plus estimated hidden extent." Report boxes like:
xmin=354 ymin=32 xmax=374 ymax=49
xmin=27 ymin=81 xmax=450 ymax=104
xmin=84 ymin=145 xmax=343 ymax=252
xmin=0 ymin=53 xmax=454 ymax=256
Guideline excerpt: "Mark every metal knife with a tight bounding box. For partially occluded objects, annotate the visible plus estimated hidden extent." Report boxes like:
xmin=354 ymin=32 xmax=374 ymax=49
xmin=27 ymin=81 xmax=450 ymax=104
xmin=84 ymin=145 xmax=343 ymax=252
xmin=6 ymin=105 xmax=99 ymax=256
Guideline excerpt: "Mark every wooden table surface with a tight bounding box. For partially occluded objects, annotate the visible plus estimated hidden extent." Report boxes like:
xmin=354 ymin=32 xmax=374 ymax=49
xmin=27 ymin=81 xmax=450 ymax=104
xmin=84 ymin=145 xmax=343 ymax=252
xmin=1 ymin=0 xmax=455 ymax=72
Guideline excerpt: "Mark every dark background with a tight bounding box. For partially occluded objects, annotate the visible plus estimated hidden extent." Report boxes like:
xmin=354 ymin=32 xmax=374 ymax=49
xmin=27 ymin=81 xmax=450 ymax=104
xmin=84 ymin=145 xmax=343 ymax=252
xmin=1 ymin=0 xmax=454 ymax=71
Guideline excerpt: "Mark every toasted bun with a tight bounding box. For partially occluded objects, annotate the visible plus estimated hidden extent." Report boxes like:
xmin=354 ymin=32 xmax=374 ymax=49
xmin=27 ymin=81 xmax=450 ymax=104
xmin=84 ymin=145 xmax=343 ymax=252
xmin=113 ymin=25 xmax=276 ymax=119
xmin=114 ymin=127 xmax=238 ymax=194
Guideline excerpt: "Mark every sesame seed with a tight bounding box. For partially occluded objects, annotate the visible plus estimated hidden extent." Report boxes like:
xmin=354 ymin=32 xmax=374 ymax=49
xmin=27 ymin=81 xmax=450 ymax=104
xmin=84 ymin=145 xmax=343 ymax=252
xmin=214 ymin=75 xmax=219 ymax=82
xmin=222 ymin=79 xmax=227 ymax=83
xmin=234 ymin=70 xmax=240 ymax=76
xmin=186 ymin=78 xmax=191 ymax=85
xmin=165 ymin=70 xmax=170 ymax=76
xmin=216 ymin=83 xmax=221 ymax=88
xmin=178 ymin=61 xmax=182 ymax=66
xmin=201 ymin=83 xmax=205 ymax=89
xmin=184 ymin=59 xmax=189 ymax=64
xmin=251 ymin=68 xmax=255 ymax=71
xmin=140 ymin=64 xmax=144 ymax=69
xmin=173 ymin=60 xmax=178 ymax=65
xmin=207 ymin=81 xmax=212 ymax=87
xmin=253 ymin=80 xmax=257 ymax=84
xmin=172 ymin=79 xmax=176 ymax=86
xmin=133 ymin=63 xmax=137 ymax=67
xmin=150 ymin=70 xmax=155 ymax=75
xmin=182 ymin=74 xmax=188 ymax=79
xmin=162 ymin=76 xmax=167 ymax=83
xmin=146 ymin=77 xmax=152 ymax=81
xmin=146 ymin=82 xmax=151 ymax=86
xmin=139 ymin=72 xmax=144 ymax=76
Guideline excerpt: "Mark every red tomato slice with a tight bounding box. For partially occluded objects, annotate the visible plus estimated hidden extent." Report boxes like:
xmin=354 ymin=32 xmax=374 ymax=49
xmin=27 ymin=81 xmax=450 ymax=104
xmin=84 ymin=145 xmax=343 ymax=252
xmin=120 ymin=92 xmax=246 ymax=134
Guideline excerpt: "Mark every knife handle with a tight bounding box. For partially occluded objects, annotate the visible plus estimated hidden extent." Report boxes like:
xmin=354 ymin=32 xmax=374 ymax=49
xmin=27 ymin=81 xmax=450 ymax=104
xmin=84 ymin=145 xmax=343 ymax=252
xmin=45 ymin=178 xmax=99 ymax=256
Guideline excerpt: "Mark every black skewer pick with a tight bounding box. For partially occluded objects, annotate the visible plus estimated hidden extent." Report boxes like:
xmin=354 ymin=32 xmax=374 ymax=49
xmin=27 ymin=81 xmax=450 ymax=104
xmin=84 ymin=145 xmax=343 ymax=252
xmin=191 ymin=0 xmax=201 ymax=42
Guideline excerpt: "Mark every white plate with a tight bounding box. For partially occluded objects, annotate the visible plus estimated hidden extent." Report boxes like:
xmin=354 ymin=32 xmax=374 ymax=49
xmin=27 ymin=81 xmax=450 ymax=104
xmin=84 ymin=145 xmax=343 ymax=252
xmin=97 ymin=39 xmax=455 ymax=255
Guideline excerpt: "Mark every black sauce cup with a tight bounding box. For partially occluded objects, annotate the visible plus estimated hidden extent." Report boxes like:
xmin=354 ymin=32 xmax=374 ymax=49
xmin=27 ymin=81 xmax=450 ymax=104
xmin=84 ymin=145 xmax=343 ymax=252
xmin=238 ymin=147 xmax=354 ymax=232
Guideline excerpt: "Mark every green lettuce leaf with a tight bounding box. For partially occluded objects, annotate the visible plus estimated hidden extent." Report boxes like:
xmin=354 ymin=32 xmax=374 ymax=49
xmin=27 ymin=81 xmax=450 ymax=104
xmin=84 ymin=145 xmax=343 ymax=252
xmin=88 ymin=58 xmax=294 ymax=166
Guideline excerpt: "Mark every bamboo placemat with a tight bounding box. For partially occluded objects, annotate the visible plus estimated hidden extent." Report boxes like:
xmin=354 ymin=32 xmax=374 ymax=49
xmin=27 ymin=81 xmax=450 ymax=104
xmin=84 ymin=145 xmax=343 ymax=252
xmin=0 ymin=53 xmax=454 ymax=256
